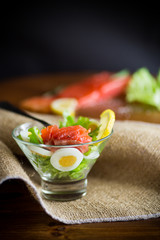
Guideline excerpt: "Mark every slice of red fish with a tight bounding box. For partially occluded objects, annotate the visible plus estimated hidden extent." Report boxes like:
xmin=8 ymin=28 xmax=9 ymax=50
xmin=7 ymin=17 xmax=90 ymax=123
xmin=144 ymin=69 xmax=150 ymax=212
xmin=20 ymin=71 xmax=130 ymax=113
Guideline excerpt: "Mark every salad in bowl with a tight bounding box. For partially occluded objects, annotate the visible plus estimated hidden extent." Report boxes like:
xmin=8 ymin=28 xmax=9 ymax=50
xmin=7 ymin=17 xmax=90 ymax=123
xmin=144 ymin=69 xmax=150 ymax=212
xmin=12 ymin=109 xmax=115 ymax=201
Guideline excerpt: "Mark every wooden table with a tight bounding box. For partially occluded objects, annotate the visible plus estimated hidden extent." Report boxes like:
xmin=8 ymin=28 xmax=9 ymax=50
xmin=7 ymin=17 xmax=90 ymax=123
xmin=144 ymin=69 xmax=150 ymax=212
xmin=0 ymin=73 xmax=160 ymax=240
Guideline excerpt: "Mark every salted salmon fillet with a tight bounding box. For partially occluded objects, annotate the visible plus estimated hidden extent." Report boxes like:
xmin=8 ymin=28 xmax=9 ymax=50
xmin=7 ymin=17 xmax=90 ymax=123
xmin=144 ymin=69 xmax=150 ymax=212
xmin=41 ymin=125 xmax=92 ymax=153
xmin=20 ymin=71 xmax=130 ymax=113
xmin=21 ymin=96 xmax=56 ymax=113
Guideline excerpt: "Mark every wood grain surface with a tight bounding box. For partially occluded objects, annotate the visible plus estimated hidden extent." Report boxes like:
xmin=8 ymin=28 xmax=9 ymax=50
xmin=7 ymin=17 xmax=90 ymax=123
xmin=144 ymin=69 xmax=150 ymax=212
xmin=0 ymin=73 xmax=160 ymax=240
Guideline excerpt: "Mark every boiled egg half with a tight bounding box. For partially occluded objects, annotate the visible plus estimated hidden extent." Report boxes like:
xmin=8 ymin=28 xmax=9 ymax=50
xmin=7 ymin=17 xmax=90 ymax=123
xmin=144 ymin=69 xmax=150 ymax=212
xmin=29 ymin=145 xmax=52 ymax=157
xmin=50 ymin=148 xmax=83 ymax=172
xmin=20 ymin=129 xmax=30 ymax=142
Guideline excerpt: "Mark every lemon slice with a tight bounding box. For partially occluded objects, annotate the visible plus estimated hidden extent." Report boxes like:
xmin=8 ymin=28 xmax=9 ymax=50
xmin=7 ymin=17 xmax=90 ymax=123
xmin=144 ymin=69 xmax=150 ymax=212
xmin=97 ymin=109 xmax=115 ymax=140
xmin=50 ymin=98 xmax=78 ymax=116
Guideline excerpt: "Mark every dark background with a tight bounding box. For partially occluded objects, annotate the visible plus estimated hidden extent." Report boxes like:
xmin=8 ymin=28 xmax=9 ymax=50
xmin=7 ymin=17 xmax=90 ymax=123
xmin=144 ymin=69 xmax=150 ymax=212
xmin=0 ymin=3 xmax=160 ymax=81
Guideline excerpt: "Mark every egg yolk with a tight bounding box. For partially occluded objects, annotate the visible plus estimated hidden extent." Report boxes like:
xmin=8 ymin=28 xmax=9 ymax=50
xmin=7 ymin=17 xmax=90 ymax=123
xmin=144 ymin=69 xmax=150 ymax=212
xmin=59 ymin=156 xmax=77 ymax=167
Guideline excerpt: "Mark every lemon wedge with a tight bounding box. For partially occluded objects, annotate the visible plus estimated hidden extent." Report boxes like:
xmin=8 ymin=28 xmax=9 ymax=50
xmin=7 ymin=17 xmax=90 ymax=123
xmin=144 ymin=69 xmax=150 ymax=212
xmin=97 ymin=109 xmax=115 ymax=140
xmin=50 ymin=98 xmax=78 ymax=116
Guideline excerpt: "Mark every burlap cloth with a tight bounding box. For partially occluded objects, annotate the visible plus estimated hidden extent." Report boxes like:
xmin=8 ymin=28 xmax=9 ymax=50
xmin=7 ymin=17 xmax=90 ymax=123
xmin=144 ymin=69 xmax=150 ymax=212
xmin=0 ymin=109 xmax=160 ymax=224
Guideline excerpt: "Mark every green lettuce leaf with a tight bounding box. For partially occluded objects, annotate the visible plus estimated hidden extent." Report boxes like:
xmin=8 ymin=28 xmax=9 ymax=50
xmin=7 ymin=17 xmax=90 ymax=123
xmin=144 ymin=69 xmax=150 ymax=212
xmin=28 ymin=126 xmax=43 ymax=144
xmin=17 ymin=134 xmax=23 ymax=140
xmin=59 ymin=111 xmax=99 ymax=140
xmin=126 ymin=68 xmax=160 ymax=110
xmin=89 ymin=127 xmax=100 ymax=141
xmin=59 ymin=111 xmax=75 ymax=128
xmin=157 ymin=69 xmax=160 ymax=86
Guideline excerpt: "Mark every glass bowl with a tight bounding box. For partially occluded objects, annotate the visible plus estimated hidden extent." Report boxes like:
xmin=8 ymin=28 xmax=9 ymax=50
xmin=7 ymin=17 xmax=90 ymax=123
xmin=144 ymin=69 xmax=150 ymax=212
xmin=12 ymin=122 xmax=113 ymax=201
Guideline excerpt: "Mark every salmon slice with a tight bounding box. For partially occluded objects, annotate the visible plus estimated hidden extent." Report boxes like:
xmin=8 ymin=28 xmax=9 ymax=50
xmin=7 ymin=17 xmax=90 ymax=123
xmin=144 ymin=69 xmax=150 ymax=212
xmin=41 ymin=125 xmax=92 ymax=153
xmin=20 ymin=72 xmax=130 ymax=113
xmin=21 ymin=96 xmax=56 ymax=113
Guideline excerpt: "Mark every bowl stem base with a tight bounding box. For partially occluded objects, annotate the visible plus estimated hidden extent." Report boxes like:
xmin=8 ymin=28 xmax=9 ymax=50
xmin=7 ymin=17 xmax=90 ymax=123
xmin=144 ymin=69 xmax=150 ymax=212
xmin=41 ymin=178 xmax=87 ymax=201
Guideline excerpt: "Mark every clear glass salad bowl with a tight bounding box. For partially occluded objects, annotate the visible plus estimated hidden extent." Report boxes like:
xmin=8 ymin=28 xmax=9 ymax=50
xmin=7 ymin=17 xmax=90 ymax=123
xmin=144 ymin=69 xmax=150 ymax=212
xmin=12 ymin=122 xmax=113 ymax=201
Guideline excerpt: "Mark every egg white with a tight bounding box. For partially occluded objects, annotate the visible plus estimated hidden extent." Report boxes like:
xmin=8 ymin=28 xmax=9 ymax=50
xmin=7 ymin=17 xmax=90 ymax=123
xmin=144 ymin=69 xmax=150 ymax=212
xmin=20 ymin=129 xmax=30 ymax=142
xmin=84 ymin=151 xmax=100 ymax=160
xmin=50 ymin=148 xmax=83 ymax=172
xmin=29 ymin=145 xmax=52 ymax=157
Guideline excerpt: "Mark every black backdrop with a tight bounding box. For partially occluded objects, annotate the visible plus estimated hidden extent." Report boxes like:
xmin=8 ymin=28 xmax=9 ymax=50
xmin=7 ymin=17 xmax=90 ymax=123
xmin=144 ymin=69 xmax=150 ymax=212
xmin=1 ymin=3 xmax=160 ymax=81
